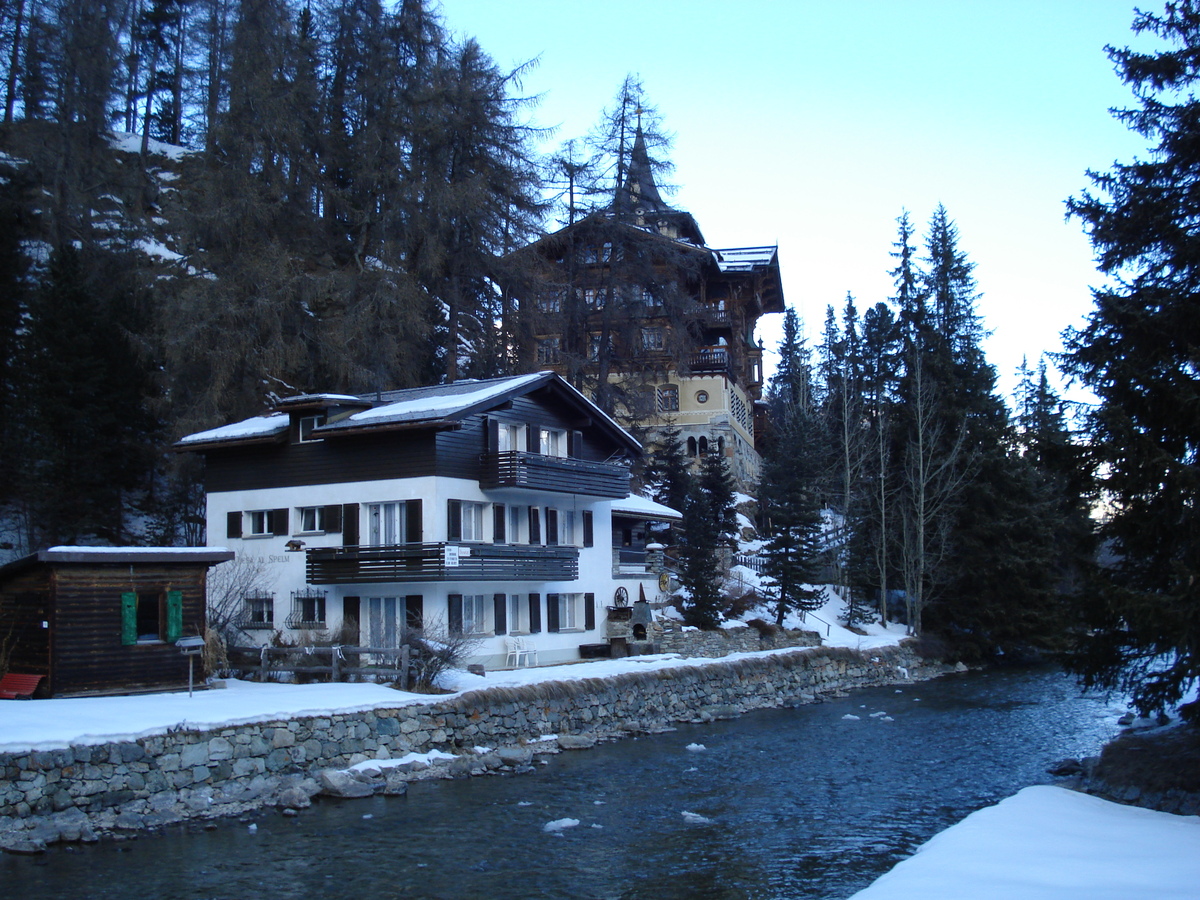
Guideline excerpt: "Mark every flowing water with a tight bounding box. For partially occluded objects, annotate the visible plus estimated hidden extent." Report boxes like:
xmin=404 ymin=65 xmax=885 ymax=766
xmin=2 ymin=666 xmax=1124 ymax=899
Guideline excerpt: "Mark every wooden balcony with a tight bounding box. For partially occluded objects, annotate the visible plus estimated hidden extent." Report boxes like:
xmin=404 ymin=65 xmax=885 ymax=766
xmin=479 ymin=451 xmax=630 ymax=498
xmin=688 ymin=347 xmax=734 ymax=377
xmin=306 ymin=542 xmax=579 ymax=585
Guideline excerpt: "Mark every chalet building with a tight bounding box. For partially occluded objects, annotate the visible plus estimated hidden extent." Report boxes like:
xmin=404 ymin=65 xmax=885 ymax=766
xmin=505 ymin=128 xmax=785 ymax=489
xmin=177 ymin=372 xmax=679 ymax=669
xmin=0 ymin=546 xmax=233 ymax=697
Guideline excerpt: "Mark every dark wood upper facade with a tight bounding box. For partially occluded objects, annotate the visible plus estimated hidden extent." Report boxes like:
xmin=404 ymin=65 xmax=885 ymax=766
xmin=188 ymin=374 xmax=638 ymax=498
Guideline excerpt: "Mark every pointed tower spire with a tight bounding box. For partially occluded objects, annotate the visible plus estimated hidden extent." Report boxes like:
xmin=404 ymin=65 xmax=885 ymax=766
xmin=617 ymin=126 xmax=667 ymax=215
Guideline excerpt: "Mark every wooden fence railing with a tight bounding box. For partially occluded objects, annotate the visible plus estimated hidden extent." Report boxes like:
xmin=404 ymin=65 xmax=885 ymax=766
xmin=228 ymin=644 xmax=421 ymax=690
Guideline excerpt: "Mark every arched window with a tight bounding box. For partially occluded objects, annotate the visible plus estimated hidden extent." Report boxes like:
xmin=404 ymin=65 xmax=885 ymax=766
xmin=687 ymin=436 xmax=697 ymax=457
xmin=698 ymin=436 xmax=709 ymax=456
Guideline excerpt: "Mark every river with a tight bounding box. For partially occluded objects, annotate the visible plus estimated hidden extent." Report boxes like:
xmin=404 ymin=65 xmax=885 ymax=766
xmin=2 ymin=666 xmax=1123 ymax=899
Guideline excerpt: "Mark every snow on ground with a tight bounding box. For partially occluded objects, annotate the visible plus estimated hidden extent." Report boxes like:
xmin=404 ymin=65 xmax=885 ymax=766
xmin=0 ymin=641 xmax=894 ymax=754
xmin=848 ymin=785 xmax=1200 ymax=900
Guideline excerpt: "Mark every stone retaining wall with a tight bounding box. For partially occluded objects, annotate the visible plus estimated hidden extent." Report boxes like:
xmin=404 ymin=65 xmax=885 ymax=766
xmin=0 ymin=643 xmax=938 ymax=842
xmin=656 ymin=623 xmax=822 ymax=657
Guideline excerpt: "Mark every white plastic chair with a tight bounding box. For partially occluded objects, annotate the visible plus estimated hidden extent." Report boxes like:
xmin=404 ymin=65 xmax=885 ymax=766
xmin=505 ymin=637 xmax=522 ymax=668
xmin=505 ymin=636 xmax=538 ymax=668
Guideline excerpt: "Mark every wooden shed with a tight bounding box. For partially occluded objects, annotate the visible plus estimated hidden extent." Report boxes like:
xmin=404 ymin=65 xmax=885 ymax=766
xmin=0 ymin=546 xmax=233 ymax=697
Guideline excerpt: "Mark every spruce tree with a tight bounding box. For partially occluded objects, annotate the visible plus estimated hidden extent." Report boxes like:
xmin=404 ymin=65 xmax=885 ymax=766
xmin=678 ymin=448 xmax=736 ymax=629
xmin=760 ymin=309 xmax=825 ymax=624
xmin=1062 ymin=0 xmax=1200 ymax=719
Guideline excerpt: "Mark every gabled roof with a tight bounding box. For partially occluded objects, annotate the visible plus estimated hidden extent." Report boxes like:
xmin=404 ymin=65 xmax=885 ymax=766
xmin=176 ymin=371 xmax=641 ymax=457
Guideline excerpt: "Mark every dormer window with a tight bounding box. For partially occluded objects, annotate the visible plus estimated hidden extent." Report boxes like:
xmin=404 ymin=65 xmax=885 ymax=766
xmin=298 ymin=414 xmax=326 ymax=442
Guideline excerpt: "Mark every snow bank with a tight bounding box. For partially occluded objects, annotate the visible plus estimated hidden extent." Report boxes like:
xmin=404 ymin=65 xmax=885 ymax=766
xmin=849 ymin=785 xmax=1200 ymax=900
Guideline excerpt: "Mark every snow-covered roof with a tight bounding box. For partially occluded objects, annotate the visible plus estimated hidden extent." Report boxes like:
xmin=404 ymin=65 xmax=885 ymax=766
xmin=176 ymin=372 xmax=641 ymax=456
xmin=326 ymin=372 xmax=549 ymax=430
xmin=611 ymin=493 xmax=682 ymax=521
xmin=713 ymin=245 xmax=778 ymax=272
xmin=176 ymin=412 xmax=288 ymax=446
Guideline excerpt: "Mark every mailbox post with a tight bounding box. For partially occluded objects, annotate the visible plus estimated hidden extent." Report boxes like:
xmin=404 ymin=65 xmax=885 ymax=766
xmin=177 ymin=635 xmax=206 ymax=697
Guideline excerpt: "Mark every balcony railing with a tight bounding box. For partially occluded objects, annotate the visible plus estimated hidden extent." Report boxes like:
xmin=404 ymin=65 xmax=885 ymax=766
xmin=699 ymin=307 xmax=732 ymax=328
xmin=688 ymin=347 xmax=734 ymax=376
xmin=480 ymin=451 xmax=630 ymax=498
xmin=306 ymin=542 xmax=579 ymax=585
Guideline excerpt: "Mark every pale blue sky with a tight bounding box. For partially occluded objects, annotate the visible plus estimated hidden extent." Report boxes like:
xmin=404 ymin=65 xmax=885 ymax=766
xmin=441 ymin=0 xmax=1153 ymax=398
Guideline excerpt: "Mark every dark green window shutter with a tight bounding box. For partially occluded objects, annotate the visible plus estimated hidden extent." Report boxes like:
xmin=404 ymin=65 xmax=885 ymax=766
xmin=487 ymin=417 xmax=500 ymax=453
xmin=571 ymin=430 xmax=583 ymax=458
xmin=545 ymin=509 xmax=559 ymax=546
xmin=583 ymin=511 xmax=594 ymax=547
xmin=271 ymin=508 xmax=288 ymax=535
xmin=406 ymin=499 xmax=423 ymax=543
xmin=547 ymin=593 xmax=560 ymax=633
xmin=493 ymin=504 xmax=506 ymax=543
xmin=584 ymin=592 xmax=595 ymax=631
xmin=493 ymin=593 xmax=507 ymax=635
xmin=121 ymin=592 xmax=138 ymax=645
xmin=324 ymin=504 xmax=343 ymax=534
xmin=342 ymin=503 xmax=359 ymax=546
xmin=166 ymin=590 xmax=184 ymax=643
xmin=528 ymin=507 xmax=540 ymax=544
xmin=226 ymin=511 xmax=242 ymax=539
xmin=448 ymin=500 xmax=462 ymax=541
xmin=448 ymin=594 xmax=463 ymax=634
xmin=528 ymin=593 xmax=541 ymax=633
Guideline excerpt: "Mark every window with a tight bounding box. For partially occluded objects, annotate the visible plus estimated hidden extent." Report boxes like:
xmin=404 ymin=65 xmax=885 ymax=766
xmin=497 ymin=423 xmax=525 ymax=452
xmin=298 ymin=506 xmax=325 ymax=533
xmin=547 ymin=593 xmax=581 ymax=632
xmin=641 ymin=328 xmax=664 ymax=351
xmin=121 ymin=590 xmax=182 ymax=645
xmin=242 ymin=592 xmax=274 ymax=629
xmin=559 ymin=593 xmax=579 ymax=630
xmin=462 ymin=594 xmax=489 ymax=635
xmin=696 ymin=390 xmax=709 ymax=404
xmin=561 ymin=510 xmax=576 ymax=546
xmin=298 ymin=414 xmax=326 ymax=442
xmin=363 ymin=597 xmax=402 ymax=648
xmin=642 ymin=287 xmax=662 ymax=308
xmin=508 ymin=593 xmax=525 ymax=633
xmin=287 ymin=590 xmax=327 ymax=628
xmin=368 ymin=502 xmax=405 ymax=546
xmin=247 ymin=510 xmax=271 ymax=536
xmin=538 ymin=290 xmax=562 ymax=313
xmin=537 ymin=337 xmax=560 ymax=365
xmin=448 ymin=500 xmax=485 ymax=542
xmin=508 ymin=504 xmax=523 ymax=544
xmin=539 ymin=427 xmax=567 ymax=457
xmin=581 ymin=287 xmax=602 ymax=309
xmin=658 ymin=386 xmax=679 ymax=412
xmin=583 ymin=243 xmax=612 ymax=263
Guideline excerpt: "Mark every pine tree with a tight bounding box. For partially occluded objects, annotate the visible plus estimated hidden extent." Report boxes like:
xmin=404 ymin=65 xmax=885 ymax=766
xmin=678 ymin=449 xmax=736 ymax=629
xmin=760 ymin=309 xmax=825 ymax=624
xmin=1061 ymin=0 xmax=1200 ymax=720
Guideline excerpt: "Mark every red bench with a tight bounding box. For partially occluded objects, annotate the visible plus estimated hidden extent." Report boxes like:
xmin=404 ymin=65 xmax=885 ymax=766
xmin=0 ymin=672 xmax=44 ymax=699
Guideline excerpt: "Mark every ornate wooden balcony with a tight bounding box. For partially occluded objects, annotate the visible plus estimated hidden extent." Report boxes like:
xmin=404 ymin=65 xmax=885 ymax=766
xmin=688 ymin=347 xmax=734 ymax=376
xmin=479 ymin=451 xmax=630 ymax=498
xmin=306 ymin=542 xmax=579 ymax=585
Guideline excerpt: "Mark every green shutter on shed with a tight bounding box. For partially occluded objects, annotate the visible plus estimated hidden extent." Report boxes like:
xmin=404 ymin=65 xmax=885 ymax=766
xmin=166 ymin=590 xmax=184 ymax=643
xmin=121 ymin=592 xmax=138 ymax=645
